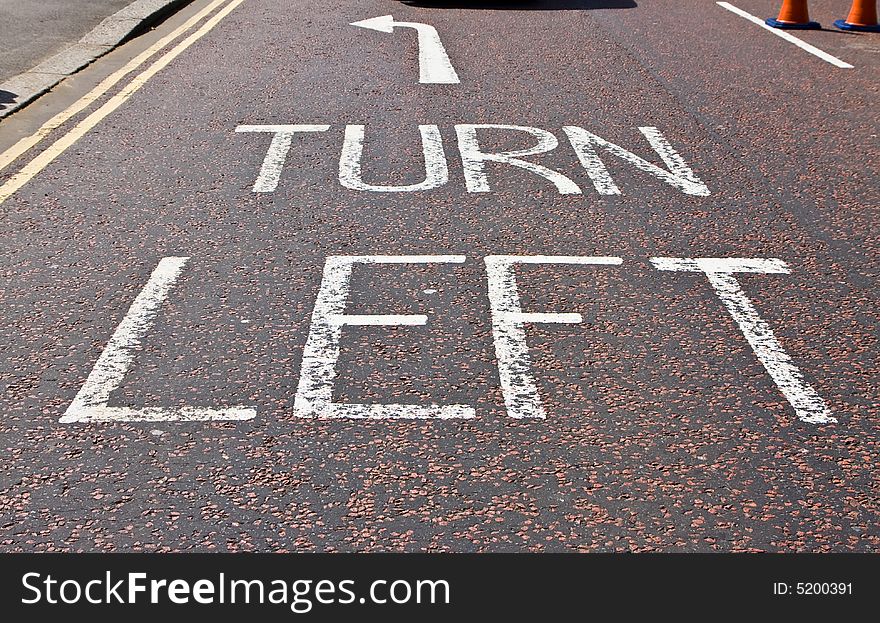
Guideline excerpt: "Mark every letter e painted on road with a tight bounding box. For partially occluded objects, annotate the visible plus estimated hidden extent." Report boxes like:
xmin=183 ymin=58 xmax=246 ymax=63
xmin=294 ymin=255 xmax=474 ymax=419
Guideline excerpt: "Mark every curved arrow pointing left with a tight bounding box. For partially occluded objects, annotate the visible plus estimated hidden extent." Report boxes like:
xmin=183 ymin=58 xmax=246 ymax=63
xmin=351 ymin=15 xmax=460 ymax=84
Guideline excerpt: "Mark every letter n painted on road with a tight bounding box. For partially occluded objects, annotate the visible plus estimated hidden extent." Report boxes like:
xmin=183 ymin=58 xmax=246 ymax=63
xmin=294 ymin=255 xmax=474 ymax=419
xmin=485 ymin=255 xmax=623 ymax=419
xmin=563 ymin=126 xmax=710 ymax=196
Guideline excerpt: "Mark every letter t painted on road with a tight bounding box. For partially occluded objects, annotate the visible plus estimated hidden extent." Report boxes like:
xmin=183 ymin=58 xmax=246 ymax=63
xmin=650 ymin=257 xmax=834 ymax=424
xmin=236 ymin=124 xmax=330 ymax=192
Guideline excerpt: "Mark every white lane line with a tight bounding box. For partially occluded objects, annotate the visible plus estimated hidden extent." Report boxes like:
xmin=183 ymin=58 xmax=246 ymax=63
xmin=485 ymin=255 xmax=623 ymax=419
xmin=651 ymin=257 xmax=835 ymax=424
xmin=0 ymin=0 xmax=247 ymax=206
xmin=293 ymin=254 xmax=474 ymax=419
xmin=0 ymin=0 xmax=234 ymax=174
xmin=61 ymin=257 xmax=255 ymax=423
xmin=351 ymin=15 xmax=460 ymax=84
xmin=717 ymin=2 xmax=853 ymax=69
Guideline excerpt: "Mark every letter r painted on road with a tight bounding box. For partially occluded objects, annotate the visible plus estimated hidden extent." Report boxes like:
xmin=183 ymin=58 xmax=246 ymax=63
xmin=455 ymin=125 xmax=581 ymax=195
xmin=485 ymin=255 xmax=623 ymax=419
xmin=294 ymin=255 xmax=474 ymax=419
xmin=650 ymin=257 xmax=834 ymax=424
xmin=236 ymin=124 xmax=330 ymax=192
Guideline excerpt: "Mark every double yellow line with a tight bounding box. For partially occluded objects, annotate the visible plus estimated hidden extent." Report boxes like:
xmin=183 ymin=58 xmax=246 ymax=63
xmin=0 ymin=0 xmax=246 ymax=205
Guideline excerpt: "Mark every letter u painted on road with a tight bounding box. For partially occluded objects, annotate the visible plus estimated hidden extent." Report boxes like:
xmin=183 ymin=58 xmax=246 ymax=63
xmin=338 ymin=125 xmax=448 ymax=192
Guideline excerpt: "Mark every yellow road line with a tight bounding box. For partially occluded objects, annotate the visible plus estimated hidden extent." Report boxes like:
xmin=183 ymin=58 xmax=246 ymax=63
xmin=0 ymin=0 xmax=232 ymax=174
xmin=0 ymin=0 xmax=245 ymax=206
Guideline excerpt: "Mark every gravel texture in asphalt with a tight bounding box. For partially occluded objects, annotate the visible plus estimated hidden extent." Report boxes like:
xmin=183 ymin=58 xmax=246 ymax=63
xmin=0 ymin=0 xmax=877 ymax=552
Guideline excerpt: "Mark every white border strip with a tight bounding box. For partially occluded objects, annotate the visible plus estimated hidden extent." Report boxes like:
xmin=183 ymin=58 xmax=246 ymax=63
xmin=717 ymin=2 xmax=853 ymax=69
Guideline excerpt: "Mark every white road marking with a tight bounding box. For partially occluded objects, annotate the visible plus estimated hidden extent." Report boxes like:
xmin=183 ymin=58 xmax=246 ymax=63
xmin=485 ymin=255 xmax=623 ymax=419
xmin=351 ymin=15 xmax=460 ymax=84
xmin=717 ymin=2 xmax=854 ymax=69
xmin=563 ymin=126 xmax=710 ymax=196
xmin=61 ymin=257 xmax=256 ymax=423
xmin=65 ymin=405 xmax=256 ymax=423
xmin=236 ymin=125 xmax=330 ymax=192
xmin=338 ymin=125 xmax=448 ymax=192
xmin=329 ymin=314 xmax=429 ymax=326
xmin=455 ymin=124 xmax=582 ymax=194
xmin=651 ymin=257 xmax=835 ymax=424
xmin=294 ymin=255 xmax=474 ymax=419
xmin=238 ymin=123 xmax=707 ymax=196
xmin=0 ymin=0 xmax=247 ymax=206
xmin=0 ymin=0 xmax=234 ymax=175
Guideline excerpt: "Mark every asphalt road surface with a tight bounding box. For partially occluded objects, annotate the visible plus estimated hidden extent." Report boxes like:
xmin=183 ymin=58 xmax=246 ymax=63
xmin=0 ymin=0 xmax=878 ymax=552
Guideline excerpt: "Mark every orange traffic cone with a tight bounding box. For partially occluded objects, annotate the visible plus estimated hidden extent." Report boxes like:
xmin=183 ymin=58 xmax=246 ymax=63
xmin=766 ymin=0 xmax=820 ymax=29
xmin=834 ymin=0 xmax=880 ymax=31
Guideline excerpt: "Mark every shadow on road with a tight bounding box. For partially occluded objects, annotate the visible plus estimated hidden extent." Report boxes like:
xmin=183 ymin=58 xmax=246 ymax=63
xmin=0 ymin=89 xmax=17 ymax=112
xmin=401 ymin=0 xmax=637 ymax=9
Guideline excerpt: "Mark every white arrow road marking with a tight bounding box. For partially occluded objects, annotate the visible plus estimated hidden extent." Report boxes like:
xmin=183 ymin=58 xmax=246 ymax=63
xmin=351 ymin=15 xmax=460 ymax=84
xmin=61 ymin=257 xmax=256 ymax=423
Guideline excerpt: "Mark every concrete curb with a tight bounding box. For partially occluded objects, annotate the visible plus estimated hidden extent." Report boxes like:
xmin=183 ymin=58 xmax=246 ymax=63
xmin=0 ymin=0 xmax=194 ymax=119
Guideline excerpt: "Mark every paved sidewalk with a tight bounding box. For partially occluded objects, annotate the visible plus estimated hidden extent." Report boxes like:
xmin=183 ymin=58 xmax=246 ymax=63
xmin=0 ymin=0 xmax=194 ymax=118
xmin=0 ymin=0 xmax=133 ymax=82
